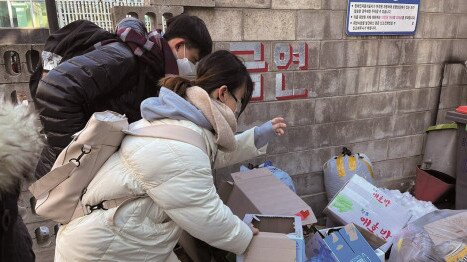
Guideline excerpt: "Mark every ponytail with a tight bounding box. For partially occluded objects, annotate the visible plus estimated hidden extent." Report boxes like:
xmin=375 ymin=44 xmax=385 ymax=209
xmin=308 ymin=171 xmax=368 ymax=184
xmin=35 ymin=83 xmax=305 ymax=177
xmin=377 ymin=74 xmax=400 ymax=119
xmin=159 ymin=76 xmax=193 ymax=97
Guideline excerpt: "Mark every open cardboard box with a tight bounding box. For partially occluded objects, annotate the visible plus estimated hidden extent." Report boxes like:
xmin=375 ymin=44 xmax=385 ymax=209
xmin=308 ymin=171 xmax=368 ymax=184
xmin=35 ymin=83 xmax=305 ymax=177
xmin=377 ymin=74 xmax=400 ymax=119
xmin=238 ymin=215 xmax=305 ymax=262
xmin=218 ymin=168 xmax=317 ymax=225
xmin=323 ymin=175 xmax=412 ymax=251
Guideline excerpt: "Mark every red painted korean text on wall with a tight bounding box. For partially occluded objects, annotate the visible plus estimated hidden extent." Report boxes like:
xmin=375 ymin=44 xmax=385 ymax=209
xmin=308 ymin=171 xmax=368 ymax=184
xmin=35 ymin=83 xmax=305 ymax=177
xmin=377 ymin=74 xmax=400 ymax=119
xmin=229 ymin=42 xmax=310 ymax=102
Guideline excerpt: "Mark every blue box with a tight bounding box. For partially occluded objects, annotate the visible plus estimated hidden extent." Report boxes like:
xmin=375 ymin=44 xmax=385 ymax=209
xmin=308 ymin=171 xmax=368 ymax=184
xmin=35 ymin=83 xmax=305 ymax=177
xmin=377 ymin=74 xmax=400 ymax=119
xmin=310 ymin=224 xmax=381 ymax=262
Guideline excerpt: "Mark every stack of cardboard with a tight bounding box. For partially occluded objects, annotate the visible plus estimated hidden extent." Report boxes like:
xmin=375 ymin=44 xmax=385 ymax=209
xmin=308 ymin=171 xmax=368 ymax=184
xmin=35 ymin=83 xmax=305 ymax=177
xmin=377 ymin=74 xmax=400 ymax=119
xmin=218 ymin=170 xmax=415 ymax=261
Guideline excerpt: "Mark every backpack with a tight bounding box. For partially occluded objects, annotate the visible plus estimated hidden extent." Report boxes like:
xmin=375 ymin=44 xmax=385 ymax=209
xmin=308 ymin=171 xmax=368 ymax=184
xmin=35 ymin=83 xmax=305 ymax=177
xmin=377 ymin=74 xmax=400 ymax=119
xmin=323 ymin=147 xmax=375 ymax=202
xmin=29 ymin=20 xmax=117 ymax=99
xmin=29 ymin=111 xmax=207 ymax=224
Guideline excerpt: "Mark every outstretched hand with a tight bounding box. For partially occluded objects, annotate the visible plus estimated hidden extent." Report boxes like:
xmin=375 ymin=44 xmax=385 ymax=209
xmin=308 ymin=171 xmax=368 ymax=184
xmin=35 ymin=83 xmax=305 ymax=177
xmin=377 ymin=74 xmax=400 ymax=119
xmin=271 ymin=117 xmax=287 ymax=136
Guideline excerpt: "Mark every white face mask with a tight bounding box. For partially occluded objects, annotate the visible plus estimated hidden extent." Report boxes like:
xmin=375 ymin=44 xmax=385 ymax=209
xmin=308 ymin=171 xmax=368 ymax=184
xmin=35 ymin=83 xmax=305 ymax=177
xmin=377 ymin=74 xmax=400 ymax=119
xmin=177 ymin=45 xmax=196 ymax=77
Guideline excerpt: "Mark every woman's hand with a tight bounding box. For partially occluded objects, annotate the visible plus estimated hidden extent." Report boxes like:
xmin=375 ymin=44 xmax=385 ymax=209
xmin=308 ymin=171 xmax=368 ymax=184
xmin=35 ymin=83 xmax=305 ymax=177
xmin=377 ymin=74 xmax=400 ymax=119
xmin=271 ymin=117 xmax=287 ymax=136
xmin=250 ymin=224 xmax=259 ymax=235
xmin=252 ymin=117 xmax=287 ymax=149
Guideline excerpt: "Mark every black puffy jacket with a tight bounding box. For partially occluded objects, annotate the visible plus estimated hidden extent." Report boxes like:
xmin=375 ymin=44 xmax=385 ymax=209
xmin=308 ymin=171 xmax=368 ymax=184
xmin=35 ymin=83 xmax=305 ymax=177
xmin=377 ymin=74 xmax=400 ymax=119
xmin=34 ymin=42 xmax=161 ymax=179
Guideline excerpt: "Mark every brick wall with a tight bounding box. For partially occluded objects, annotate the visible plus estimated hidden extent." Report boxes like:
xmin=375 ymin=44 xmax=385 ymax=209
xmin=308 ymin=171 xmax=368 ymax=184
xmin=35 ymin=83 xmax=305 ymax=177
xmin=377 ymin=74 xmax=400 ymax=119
xmin=1 ymin=44 xmax=44 ymax=103
xmin=1 ymin=0 xmax=467 ymax=261
xmin=182 ymin=0 xmax=467 ymax=222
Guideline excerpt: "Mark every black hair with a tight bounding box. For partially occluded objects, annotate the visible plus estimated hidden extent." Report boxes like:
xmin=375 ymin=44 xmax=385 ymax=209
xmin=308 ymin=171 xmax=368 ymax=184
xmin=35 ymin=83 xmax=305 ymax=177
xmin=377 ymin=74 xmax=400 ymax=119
xmin=163 ymin=14 xmax=213 ymax=59
xmin=160 ymin=50 xmax=253 ymax=116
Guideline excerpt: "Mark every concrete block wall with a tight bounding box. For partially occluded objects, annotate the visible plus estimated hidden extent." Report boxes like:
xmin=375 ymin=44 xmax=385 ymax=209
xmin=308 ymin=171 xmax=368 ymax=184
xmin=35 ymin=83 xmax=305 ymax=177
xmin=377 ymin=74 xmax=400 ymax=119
xmin=437 ymin=64 xmax=467 ymax=123
xmin=1 ymin=0 xmax=466 ymax=260
xmin=1 ymin=29 xmax=49 ymax=45
xmin=0 ymin=44 xmax=43 ymax=103
xmin=181 ymin=0 xmax=467 ymax=222
xmin=111 ymin=5 xmax=184 ymax=29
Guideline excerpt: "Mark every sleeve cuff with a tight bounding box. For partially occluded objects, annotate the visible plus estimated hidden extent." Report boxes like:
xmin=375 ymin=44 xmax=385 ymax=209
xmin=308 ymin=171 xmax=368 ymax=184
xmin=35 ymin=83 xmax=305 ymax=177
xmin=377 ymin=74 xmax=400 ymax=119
xmin=235 ymin=222 xmax=254 ymax=255
xmin=254 ymin=121 xmax=275 ymax=149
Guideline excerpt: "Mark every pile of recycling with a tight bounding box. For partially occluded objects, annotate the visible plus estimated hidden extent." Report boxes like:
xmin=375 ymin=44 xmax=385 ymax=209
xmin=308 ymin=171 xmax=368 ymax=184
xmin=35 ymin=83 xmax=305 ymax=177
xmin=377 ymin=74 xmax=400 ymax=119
xmin=207 ymin=146 xmax=466 ymax=262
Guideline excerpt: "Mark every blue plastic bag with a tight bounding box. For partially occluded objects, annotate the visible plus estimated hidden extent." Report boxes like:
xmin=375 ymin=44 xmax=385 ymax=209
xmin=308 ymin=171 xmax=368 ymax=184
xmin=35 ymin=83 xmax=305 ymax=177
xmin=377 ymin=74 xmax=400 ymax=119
xmin=240 ymin=160 xmax=296 ymax=192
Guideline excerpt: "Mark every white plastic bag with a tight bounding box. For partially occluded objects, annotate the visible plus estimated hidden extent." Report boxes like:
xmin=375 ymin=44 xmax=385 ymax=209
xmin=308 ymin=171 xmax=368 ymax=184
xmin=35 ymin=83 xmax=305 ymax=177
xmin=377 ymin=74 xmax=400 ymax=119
xmin=323 ymin=148 xmax=375 ymax=201
xmin=380 ymin=189 xmax=438 ymax=224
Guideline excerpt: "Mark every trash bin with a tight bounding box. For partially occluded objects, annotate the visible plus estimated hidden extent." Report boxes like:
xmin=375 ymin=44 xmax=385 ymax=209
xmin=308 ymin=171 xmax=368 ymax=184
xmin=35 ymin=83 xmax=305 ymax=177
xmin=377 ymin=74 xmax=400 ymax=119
xmin=446 ymin=106 xmax=467 ymax=210
xmin=421 ymin=123 xmax=458 ymax=178
xmin=415 ymin=166 xmax=455 ymax=203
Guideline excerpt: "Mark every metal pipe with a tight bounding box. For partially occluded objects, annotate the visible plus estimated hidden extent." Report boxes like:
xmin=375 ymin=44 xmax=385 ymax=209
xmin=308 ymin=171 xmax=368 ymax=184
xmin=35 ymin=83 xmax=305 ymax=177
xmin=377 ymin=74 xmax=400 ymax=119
xmin=45 ymin=0 xmax=59 ymax=32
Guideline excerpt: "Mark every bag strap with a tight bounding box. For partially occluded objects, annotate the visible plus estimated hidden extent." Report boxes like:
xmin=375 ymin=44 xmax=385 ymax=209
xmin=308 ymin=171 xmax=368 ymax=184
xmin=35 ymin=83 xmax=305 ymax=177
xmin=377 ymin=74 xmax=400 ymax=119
xmin=71 ymin=125 xmax=208 ymax=221
xmin=29 ymin=162 xmax=76 ymax=198
xmin=360 ymin=158 xmax=375 ymax=178
xmin=125 ymin=124 xmax=208 ymax=155
xmin=71 ymin=196 xmax=140 ymax=221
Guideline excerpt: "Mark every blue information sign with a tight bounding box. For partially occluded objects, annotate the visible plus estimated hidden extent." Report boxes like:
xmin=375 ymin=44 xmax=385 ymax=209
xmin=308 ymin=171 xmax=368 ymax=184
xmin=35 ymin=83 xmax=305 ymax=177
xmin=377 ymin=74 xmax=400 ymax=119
xmin=346 ymin=0 xmax=421 ymax=36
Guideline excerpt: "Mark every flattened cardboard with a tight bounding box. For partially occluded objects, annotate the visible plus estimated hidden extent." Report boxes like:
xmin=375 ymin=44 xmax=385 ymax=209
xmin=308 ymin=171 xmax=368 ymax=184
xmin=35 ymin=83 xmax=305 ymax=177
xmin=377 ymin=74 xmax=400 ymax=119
xmin=324 ymin=175 xmax=411 ymax=251
xmin=239 ymin=232 xmax=296 ymax=262
xmin=219 ymin=168 xmax=317 ymax=225
xmin=355 ymin=225 xmax=387 ymax=249
xmin=423 ymin=212 xmax=467 ymax=246
xmin=238 ymin=215 xmax=305 ymax=262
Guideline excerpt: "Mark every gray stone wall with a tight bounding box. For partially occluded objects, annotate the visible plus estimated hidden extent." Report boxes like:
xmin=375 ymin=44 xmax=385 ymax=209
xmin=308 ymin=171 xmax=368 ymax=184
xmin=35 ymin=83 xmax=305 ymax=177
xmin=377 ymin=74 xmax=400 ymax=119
xmin=1 ymin=0 xmax=467 ymax=261
xmin=1 ymin=29 xmax=49 ymax=45
xmin=1 ymin=44 xmax=43 ymax=103
xmin=184 ymin=0 xmax=467 ymax=222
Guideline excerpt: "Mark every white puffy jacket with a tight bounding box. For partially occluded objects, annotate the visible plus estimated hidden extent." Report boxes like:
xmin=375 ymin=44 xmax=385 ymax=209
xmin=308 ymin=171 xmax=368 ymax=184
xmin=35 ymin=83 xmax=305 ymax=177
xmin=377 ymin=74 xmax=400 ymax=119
xmin=54 ymin=118 xmax=267 ymax=261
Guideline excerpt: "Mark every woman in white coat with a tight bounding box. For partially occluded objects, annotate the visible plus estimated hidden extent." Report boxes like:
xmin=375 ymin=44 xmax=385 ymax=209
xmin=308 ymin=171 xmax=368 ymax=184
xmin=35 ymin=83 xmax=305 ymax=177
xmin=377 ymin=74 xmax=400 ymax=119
xmin=54 ymin=50 xmax=287 ymax=261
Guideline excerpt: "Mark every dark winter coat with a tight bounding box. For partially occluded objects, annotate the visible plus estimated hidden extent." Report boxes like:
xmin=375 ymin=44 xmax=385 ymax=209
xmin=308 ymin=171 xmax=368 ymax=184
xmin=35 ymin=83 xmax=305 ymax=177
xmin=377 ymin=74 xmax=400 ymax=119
xmin=33 ymin=41 xmax=162 ymax=179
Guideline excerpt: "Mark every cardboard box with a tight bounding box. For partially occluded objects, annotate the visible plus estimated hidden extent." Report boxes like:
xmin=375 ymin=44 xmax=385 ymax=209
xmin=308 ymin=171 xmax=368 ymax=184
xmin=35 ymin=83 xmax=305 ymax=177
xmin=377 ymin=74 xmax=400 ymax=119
xmin=307 ymin=224 xmax=381 ymax=262
xmin=374 ymin=248 xmax=385 ymax=262
xmin=306 ymin=226 xmax=385 ymax=262
xmin=238 ymin=215 xmax=305 ymax=262
xmin=218 ymin=168 xmax=317 ymax=225
xmin=323 ymin=175 xmax=412 ymax=251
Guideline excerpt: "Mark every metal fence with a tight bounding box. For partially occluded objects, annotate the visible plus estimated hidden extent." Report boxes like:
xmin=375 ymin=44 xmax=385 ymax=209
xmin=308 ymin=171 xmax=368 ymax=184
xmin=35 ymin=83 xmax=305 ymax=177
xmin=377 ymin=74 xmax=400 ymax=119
xmin=55 ymin=0 xmax=143 ymax=31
